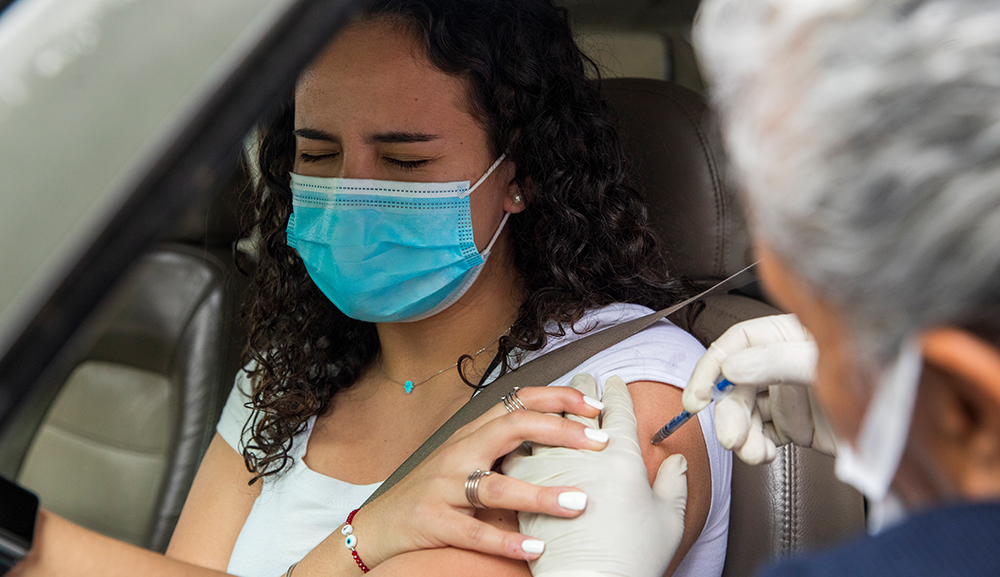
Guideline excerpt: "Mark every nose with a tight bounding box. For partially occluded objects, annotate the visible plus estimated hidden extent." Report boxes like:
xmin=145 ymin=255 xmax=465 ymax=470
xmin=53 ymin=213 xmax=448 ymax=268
xmin=336 ymin=146 xmax=380 ymax=180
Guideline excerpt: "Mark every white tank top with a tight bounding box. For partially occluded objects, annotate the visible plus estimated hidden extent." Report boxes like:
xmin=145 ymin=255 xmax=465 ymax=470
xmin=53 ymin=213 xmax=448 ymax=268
xmin=217 ymin=303 xmax=731 ymax=577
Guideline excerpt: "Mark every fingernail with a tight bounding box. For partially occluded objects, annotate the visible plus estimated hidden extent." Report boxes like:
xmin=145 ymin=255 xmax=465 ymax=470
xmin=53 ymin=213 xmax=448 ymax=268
xmin=521 ymin=539 xmax=545 ymax=554
xmin=584 ymin=428 xmax=610 ymax=443
xmin=583 ymin=396 xmax=605 ymax=410
xmin=557 ymin=491 xmax=588 ymax=511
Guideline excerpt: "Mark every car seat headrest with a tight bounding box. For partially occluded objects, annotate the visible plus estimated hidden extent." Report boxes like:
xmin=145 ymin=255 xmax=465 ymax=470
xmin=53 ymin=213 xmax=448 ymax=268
xmin=600 ymin=78 xmax=753 ymax=284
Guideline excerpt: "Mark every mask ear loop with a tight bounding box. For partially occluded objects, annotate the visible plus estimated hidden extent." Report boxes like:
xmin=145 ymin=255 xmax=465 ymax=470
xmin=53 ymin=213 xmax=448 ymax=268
xmin=464 ymin=153 xmax=507 ymax=197
xmin=481 ymin=212 xmax=511 ymax=258
xmin=465 ymin=153 xmax=511 ymax=258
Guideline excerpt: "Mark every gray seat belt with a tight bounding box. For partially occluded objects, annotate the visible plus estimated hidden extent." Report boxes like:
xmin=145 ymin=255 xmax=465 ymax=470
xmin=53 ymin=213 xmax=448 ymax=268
xmin=361 ymin=262 xmax=758 ymax=508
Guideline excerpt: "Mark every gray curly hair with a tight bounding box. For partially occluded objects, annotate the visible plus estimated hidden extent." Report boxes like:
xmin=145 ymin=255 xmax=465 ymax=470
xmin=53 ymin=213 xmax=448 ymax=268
xmin=694 ymin=0 xmax=1000 ymax=370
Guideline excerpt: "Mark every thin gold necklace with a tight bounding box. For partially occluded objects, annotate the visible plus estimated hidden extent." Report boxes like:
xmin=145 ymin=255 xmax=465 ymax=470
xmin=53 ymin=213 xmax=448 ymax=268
xmin=378 ymin=327 xmax=510 ymax=394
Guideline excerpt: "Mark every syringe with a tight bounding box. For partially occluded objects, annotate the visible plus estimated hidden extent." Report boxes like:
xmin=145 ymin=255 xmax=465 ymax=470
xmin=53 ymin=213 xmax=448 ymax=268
xmin=651 ymin=379 xmax=735 ymax=444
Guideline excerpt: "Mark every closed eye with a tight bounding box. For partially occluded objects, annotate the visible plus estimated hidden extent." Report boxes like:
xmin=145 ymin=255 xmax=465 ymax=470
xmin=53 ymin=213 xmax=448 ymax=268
xmin=384 ymin=157 xmax=429 ymax=171
xmin=298 ymin=152 xmax=338 ymax=163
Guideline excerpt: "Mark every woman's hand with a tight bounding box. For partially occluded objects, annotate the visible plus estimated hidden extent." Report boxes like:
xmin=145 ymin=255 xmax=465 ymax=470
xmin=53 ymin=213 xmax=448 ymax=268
xmin=351 ymin=385 xmax=610 ymax=568
xmin=503 ymin=374 xmax=688 ymax=577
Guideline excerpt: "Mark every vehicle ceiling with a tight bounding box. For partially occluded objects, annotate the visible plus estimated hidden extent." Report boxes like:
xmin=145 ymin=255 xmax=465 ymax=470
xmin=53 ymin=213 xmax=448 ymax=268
xmin=564 ymin=0 xmax=705 ymax=95
xmin=558 ymin=0 xmax=700 ymax=29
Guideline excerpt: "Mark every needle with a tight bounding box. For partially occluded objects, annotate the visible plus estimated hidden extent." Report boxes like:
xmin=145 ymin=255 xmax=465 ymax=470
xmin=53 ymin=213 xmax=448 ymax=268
xmin=651 ymin=379 xmax=735 ymax=444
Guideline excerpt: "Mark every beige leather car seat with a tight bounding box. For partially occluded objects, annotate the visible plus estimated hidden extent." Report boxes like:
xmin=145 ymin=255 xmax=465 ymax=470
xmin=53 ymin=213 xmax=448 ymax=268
xmin=0 ymin=176 xmax=246 ymax=551
xmin=600 ymin=78 xmax=866 ymax=576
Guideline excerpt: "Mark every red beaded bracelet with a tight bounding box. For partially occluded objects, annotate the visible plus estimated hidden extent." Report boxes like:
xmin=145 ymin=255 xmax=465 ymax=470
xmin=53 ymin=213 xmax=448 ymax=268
xmin=342 ymin=508 xmax=370 ymax=573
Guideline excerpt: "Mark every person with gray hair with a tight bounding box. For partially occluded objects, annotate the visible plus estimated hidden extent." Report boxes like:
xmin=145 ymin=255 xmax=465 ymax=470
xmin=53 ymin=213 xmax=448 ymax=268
xmin=676 ymin=0 xmax=1000 ymax=574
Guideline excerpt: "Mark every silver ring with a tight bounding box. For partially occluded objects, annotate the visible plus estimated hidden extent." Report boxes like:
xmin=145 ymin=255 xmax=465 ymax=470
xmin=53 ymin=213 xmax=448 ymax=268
xmin=501 ymin=386 xmax=528 ymax=413
xmin=465 ymin=469 xmax=494 ymax=509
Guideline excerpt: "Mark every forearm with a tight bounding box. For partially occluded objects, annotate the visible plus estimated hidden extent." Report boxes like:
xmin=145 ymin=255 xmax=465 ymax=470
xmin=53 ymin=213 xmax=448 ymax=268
xmin=286 ymin=529 xmax=366 ymax=577
xmin=370 ymin=546 xmax=528 ymax=577
xmin=368 ymin=510 xmax=528 ymax=577
xmin=293 ymin=508 xmax=528 ymax=577
xmin=11 ymin=510 xmax=230 ymax=577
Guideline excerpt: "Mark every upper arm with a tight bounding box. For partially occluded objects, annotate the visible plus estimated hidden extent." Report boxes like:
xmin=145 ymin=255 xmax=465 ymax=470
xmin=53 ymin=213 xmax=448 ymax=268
xmin=164 ymin=433 xmax=261 ymax=571
xmin=627 ymin=380 xmax=712 ymax=577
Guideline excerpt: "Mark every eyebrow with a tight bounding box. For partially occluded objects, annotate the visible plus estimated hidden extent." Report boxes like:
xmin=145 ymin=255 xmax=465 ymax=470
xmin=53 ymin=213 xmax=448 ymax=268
xmin=367 ymin=131 xmax=440 ymax=144
xmin=292 ymin=128 xmax=440 ymax=145
xmin=293 ymin=128 xmax=337 ymax=142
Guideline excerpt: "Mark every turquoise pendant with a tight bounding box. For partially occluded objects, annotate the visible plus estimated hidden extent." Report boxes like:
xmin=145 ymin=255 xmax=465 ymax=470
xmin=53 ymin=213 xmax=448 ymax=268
xmin=404 ymin=380 xmax=414 ymax=394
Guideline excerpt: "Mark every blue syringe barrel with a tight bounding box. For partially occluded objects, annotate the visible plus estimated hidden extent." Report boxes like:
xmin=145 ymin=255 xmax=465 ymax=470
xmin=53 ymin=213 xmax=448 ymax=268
xmin=651 ymin=379 xmax=735 ymax=444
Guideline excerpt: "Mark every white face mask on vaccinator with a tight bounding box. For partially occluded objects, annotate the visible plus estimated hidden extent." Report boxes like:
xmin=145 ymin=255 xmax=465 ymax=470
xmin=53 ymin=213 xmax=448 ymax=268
xmin=833 ymin=338 xmax=923 ymax=525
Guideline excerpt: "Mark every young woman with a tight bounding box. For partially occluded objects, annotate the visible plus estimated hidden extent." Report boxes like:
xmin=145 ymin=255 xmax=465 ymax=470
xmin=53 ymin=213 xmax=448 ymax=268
xmin=160 ymin=1 xmax=730 ymax=576
xmin=6 ymin=0 xmax=732 ymax=576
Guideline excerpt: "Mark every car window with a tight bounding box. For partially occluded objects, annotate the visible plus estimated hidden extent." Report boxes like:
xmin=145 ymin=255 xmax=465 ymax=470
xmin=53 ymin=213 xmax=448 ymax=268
xmin=0 ymin=0 xmax=363 ymax=428
xmin=0 ymin=0 xmax=285 ymax=351
xmin=575 ymin=30 xmax=672 ymax=80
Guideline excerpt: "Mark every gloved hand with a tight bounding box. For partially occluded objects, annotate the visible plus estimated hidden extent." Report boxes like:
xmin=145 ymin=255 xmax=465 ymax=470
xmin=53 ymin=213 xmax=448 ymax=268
xmin=502 ymin=374 xmax=687 ymax=577
xmin=681 ymin=314 xmax=837 ymax=465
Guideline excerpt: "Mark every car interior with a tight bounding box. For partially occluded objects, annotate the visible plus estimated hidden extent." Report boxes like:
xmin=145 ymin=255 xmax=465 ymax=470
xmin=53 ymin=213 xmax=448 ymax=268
xmin=0 ymin=1 xmax=867 ymax=575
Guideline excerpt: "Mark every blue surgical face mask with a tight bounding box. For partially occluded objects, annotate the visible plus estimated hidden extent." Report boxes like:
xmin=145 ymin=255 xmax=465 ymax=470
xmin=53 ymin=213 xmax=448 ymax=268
xmin=286 ymin=154 xmax=509 ymax=323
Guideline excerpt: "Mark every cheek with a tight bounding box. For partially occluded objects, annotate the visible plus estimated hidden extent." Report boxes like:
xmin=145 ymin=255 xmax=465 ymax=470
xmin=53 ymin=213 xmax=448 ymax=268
xmin=813 ymin=344 xmax=871 ymax=444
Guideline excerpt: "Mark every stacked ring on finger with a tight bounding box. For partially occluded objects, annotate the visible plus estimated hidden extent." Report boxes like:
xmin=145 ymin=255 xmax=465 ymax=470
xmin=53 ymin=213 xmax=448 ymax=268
xmin=465 ymin=469 xmax=494 ymax=509
xmin=501 ymin=386 xmax=528 ymax=413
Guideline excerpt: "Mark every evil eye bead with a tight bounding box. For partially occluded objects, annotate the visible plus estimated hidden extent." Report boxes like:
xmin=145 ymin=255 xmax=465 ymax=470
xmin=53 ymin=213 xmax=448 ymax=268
xmin=341 ymin=524 xmax=353 ymax=536
xmin=345 ymin=534 xmax=358 ymax=549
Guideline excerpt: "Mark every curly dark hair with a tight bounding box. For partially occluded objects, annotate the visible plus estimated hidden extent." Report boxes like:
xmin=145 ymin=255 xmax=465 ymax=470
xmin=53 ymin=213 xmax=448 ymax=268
xmin=240 ymin=0 xmax=686 ymax=482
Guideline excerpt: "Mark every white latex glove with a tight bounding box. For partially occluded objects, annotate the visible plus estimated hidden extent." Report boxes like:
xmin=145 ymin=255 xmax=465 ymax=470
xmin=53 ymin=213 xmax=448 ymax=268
xmin=681 ymin=313 xmax=837 ymax=465
xmin=502 ymin=374 xmax=687 ymax=577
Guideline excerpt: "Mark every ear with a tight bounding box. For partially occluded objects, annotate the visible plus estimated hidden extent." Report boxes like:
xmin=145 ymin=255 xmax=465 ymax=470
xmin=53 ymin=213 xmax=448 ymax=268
xmin=503 ymin=174 xmax=530 ymax=214
xmin=922 ymin=328 xmax=1000 ymax=409
xmin=920 ymin=328 xmax=1000 ymax=494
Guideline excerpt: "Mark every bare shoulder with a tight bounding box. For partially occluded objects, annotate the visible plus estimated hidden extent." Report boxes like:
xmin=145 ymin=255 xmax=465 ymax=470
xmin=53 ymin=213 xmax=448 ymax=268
xmin=627 ymin=380 xmax=711 ymax=577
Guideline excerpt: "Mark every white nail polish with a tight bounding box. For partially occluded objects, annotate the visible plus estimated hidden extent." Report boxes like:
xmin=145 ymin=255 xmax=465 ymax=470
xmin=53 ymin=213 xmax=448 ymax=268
xmin=584 ymin=428 xmax=610 ymax=443
xmin=583 ymin=396 xmax=605 ymax=410
xmin=557 ymin=491 xmax=588 ymax=511
xmin=521 ymin=539 xmax=545 ymax=554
